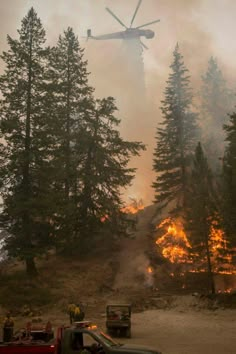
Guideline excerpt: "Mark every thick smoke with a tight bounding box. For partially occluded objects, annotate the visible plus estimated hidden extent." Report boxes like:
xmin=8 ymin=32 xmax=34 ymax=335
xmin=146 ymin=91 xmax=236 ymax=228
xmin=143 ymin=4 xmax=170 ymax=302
xmin=1 ymin=0 xmax=236 ymax=204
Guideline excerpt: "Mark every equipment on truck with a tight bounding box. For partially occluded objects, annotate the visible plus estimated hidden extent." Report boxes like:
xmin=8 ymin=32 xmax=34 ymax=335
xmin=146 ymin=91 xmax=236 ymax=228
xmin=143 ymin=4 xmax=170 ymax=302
xmin=0 ymin=321 xmax=55 ymax=353
xmin=106 ymin=304 xmax=131 ymax=338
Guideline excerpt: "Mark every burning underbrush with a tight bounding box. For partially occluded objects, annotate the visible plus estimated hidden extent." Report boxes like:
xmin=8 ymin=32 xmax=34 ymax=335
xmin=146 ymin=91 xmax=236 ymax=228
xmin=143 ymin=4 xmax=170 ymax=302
xmin=146 ymin=216 xmax=236 ymax=295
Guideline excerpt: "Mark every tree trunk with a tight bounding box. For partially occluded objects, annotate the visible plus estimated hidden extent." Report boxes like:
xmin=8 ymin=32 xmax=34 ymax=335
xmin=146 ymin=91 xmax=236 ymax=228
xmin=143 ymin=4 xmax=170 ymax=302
xmin=25 ymin=257 xmax=38 ymax=277
xmin=65 ymin=49 xmax=71 ymax=201
xmin=22 ymin=30 xmax=34 ymax=276
xmin=204 ymin=226 xmax=215 ymax=294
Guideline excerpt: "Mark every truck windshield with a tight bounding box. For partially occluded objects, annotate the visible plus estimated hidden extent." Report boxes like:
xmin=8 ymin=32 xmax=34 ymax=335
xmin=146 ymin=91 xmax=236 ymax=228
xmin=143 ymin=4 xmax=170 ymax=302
xmin=96 ymin=332 xmax=119 ymax=347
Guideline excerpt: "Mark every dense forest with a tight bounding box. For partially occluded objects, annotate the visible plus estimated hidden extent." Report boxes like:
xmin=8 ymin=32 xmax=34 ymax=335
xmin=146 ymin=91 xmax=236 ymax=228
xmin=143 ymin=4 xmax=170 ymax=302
xmin=0 ymin=8 xmax=235 ymax=295
xmin=0 ymin=8 xmax=145 ymax=276
xmin=153 ymin=44 xmax=236 ymax=293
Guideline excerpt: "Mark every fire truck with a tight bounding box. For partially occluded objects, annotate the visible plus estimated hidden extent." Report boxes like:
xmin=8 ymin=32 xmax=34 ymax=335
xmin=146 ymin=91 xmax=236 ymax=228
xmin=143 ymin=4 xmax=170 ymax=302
xmin=0 ymin=321 xmax=162 ymax=354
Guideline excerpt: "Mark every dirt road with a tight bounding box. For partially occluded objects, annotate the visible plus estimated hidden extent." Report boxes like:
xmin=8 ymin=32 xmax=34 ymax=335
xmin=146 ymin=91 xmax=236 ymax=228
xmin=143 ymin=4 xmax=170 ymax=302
xmin=121 ymin=308 xmax=236 ymax=354
xmin=11 ymin=293 xmax=236 ymax=354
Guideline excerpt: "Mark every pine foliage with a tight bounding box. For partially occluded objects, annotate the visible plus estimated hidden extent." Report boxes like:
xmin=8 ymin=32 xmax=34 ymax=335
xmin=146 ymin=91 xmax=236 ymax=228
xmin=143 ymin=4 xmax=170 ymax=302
xmin=0 ymin=8 xmax=54 ymax=276
xmin=222 ymin=112 xmax=236 ymax=246
xmin=184 ymin=142 xmax=217 ymax=293
xmin=200 ymin=57 xmax=234 ymax=169
xmin=153 ymin=44 xmax=198 ymax=211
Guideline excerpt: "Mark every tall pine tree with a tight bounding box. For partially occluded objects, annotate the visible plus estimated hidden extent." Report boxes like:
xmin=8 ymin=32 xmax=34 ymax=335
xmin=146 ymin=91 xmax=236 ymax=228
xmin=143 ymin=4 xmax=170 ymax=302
xmin=77 ymin=97 xmax=145 ymax=250
xmin=0 ymin=8 xmax=54 ymax=276
xmin=46 ymin=27 xmax=92 ymax=251
xmin=222 ymin=112 xmax=236 ymax=247
xmin=185 ymin=142 xmax=218 ymax=294
xmin=47 ymin=28 xmax=145 ymax=253
xmin=200 ymin=57 xmax=234 ymax=170
xmin=153 ymin=44 xmax=198 ymax=213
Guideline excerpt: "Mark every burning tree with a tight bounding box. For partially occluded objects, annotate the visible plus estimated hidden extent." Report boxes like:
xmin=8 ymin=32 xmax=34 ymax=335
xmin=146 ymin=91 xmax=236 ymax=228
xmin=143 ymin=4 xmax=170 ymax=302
xmin=156 ymin=217 xmax=192 ymax=265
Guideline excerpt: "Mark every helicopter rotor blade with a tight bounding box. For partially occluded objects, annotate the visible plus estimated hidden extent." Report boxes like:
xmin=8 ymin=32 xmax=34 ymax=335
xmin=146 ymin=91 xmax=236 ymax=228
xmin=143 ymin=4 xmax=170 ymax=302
xmin=140 ymin=40 xmax=148 ymax=50
xmin=130 ymin=0 xmax=142 ymax=28
xmin=136 ymin=19 xmax=160 ymax=29
xmin=105 ymin=7 xmax=128 ymax=29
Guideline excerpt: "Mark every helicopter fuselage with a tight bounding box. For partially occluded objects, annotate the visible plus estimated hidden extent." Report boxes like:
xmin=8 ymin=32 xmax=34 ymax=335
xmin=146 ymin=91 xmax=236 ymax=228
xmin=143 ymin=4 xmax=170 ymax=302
xmin=89 ymin=28 xmax=155 ymax=41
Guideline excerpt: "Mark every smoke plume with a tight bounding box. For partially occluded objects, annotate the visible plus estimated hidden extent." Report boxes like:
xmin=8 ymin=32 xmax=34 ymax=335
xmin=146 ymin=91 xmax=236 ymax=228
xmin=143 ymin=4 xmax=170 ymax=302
xmin=1 ymin=0 xmax=236 ymax=204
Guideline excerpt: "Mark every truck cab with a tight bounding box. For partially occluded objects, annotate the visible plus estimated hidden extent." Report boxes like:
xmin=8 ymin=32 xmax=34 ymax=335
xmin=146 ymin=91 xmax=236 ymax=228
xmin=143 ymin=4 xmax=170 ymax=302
xmin=57 ymin=321 xmax=162 ymax=354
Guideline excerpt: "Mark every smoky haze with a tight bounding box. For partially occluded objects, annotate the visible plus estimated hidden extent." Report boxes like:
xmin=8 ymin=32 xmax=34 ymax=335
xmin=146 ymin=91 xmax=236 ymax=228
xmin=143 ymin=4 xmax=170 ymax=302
xmin=0 ymin=0 xmax=236 ymax=205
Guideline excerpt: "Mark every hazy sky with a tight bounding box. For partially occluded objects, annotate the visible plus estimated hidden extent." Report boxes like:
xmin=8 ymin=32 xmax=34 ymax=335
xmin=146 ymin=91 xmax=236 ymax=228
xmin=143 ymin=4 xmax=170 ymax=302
xmin=0 ymin=0 xmax=236 ymax=205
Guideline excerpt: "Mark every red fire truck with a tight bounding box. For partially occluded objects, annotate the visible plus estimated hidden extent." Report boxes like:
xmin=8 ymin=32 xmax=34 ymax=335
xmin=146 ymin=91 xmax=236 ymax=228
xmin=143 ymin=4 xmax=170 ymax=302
xmin=0 ymin=321 xmax=162 ymax=354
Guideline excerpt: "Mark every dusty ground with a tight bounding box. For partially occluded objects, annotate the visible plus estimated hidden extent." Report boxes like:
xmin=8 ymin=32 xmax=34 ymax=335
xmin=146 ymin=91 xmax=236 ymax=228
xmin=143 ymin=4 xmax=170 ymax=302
xmin=1 ymin=205 xmax=236 ymax=354
xmin=12 ymin=294 xmax=234 ymax=354
xmin=11 ymin=302 xmax=236 ymax=354
xmin=126 ymin=307 xmax=236 ymax=354
xmin=100 ymin=202 xmax=236 ymax=354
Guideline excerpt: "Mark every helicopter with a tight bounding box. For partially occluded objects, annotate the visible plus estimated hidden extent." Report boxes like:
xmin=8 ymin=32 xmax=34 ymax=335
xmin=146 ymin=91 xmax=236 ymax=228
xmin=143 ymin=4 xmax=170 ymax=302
xmin=87 ymin=0 xmax=160 ymax=50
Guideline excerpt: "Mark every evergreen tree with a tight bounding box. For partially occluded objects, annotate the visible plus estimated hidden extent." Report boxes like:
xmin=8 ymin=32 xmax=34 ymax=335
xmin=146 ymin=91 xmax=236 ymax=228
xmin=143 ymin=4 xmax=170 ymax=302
xmin=46 ymin=27 xmax=92 ymax=251
xmin=185 ymin=142 xmax=218 ymax=294
xmin=153 ymin=44 xmax=198 ymax=212
xmin=200 ymin=57 xmax=234 ymax=170
xmin=48 ymin=29 xmax=145 ymax=253
xmin=222 ymin=112 xmax=236 ymax=246
xmin=76 ymin=97 xmax=145 ymax=250
xmin=0 ymin=8 xmax=54 ymax=276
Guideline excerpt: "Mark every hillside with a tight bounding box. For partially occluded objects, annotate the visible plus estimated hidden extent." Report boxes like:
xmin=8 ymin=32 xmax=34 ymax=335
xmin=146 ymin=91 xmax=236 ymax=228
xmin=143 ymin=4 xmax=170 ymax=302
xmin=0 ymin=203 xmax=236 ymax=332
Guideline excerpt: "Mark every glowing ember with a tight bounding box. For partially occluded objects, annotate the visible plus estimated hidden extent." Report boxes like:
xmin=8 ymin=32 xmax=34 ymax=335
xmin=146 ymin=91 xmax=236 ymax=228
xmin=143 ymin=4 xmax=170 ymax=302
xmin=217 ymin=288 xmax=233 ymax=294
xmin=100 ymin=215 xmax=109 ymax=222
xmin=147 ymin=266 xmax=153 ymax=273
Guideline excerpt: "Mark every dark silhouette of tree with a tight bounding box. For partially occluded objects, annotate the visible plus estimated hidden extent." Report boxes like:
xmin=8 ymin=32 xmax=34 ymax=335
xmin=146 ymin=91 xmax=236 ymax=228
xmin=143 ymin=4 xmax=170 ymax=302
xmin=46 ymin=27 xmax=92 ymax=251
xmin=77 ymin=97 xmax=145 ymax=251
xmin=222 ymin=112 xmax=236 ymax=247
xmin=47 ymin=28 xmax=145 ymax=253
xmin=153 ymin=44 xmax=199 ymax=214
xmin=184 ymin=142 xmax=218 ymax=294
xmin=0 ymin=10 xmax=146 ymax=263
xmin=0 ymin=8 xmax=54 ymax=276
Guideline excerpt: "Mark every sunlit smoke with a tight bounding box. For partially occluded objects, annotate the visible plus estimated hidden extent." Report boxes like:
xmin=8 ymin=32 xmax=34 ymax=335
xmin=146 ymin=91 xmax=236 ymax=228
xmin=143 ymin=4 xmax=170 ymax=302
xmin=1 ymin=0 xmax=236 ymax=204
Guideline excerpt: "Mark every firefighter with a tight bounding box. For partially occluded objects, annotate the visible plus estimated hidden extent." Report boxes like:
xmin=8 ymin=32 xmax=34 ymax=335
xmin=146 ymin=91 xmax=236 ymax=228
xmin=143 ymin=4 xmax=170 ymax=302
xmin=45 ymin=321 xmax=54 ymax=341
xmin=3 ymin=312 xmax=14 ymax=342
xmin=68 ymin=303 xmax=85 ymax=324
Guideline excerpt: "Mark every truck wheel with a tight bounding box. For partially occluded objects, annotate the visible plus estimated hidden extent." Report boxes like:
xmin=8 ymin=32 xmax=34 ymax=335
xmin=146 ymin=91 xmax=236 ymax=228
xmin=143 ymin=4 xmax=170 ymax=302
xmin=126 ymin=328 xmax=131 ymax=338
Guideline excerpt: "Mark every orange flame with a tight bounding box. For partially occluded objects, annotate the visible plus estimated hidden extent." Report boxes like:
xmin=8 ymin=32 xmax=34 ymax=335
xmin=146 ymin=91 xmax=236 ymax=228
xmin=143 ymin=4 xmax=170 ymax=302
xmin=121 ymin=199 xmax=144 ymax=214
xmin=209 ymin=219 xmax=235 ymax=273
xmin=100 ymin=199 xmax=144 ymax=222
xmin=155 ymin=217 xmax=236 ymax=275
xmin=156 ymin=218 xmax=192 ymax=263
